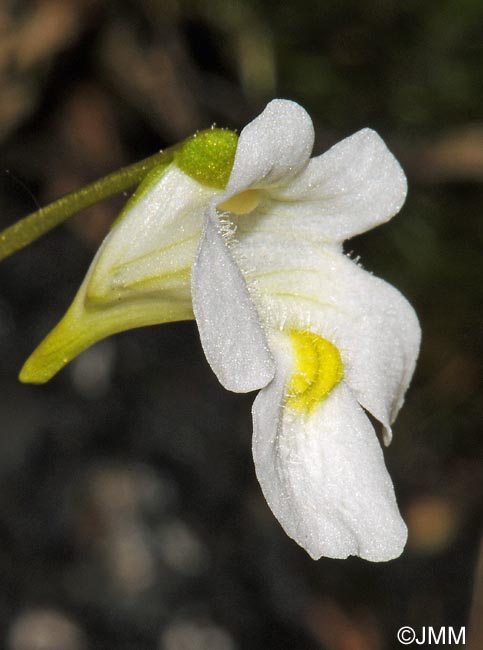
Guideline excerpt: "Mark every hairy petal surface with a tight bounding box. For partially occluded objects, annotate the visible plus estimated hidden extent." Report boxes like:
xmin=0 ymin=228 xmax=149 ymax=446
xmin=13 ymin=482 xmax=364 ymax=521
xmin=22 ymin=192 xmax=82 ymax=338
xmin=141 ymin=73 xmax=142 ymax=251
xmin=191 ymin=212 xmax=274 ymax=392
xmin=236 ymin=236 xmax=420 ymax=443
xmin=190 ymin=98 xmax=315 ymax=393
xmin=252 ymin=333 xmax=407 ymax=561
xmin=222 ymin=99 xmax=314 ymax=198
xmin=236 ymin=129 xmax=407 ymax=244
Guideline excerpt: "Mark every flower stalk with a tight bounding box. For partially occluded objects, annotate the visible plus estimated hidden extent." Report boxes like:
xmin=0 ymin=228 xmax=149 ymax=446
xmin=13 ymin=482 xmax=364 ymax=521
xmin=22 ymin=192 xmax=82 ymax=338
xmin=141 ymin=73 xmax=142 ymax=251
xmin=0 ymin=145 xmax=179 ymax=262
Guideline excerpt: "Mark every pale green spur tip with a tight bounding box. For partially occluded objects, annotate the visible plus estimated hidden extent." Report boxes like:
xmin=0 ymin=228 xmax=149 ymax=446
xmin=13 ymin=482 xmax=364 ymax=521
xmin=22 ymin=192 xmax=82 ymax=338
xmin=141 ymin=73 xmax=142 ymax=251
xmin=174 ymin=128 xmax=238 ymax=189
xmin=19 ymin=285 xmax=194 ymax=384
xmin=17 ymin=127 xmax=239 ymax=384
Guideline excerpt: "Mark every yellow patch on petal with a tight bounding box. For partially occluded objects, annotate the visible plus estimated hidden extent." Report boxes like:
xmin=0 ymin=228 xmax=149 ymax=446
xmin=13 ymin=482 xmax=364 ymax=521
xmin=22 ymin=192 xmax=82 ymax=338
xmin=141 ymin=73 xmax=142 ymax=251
xmin=218 ymin=189 xmax=262 ymax=215
xmin=286 ymin=330 xmax=344 ymax=414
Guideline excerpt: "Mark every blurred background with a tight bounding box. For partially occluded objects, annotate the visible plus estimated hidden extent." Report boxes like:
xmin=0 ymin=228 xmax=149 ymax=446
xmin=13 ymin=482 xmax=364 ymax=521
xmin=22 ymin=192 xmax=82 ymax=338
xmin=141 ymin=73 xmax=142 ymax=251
xmin=0 ymin=1 xmax=482 ymax=648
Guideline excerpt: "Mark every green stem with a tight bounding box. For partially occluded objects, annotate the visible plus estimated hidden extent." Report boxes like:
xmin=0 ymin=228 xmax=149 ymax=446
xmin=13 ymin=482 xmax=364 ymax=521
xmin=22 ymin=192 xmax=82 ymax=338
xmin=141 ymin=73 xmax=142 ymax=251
xmin=0 ymin=145 xmax=178 ymax=262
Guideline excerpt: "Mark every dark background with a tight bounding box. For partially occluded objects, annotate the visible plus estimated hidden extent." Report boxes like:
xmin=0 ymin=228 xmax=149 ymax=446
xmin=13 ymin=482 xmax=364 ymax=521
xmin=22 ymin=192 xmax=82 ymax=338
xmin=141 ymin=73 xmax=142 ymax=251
xmin=0 ymin=1 xmax=482 ymax=649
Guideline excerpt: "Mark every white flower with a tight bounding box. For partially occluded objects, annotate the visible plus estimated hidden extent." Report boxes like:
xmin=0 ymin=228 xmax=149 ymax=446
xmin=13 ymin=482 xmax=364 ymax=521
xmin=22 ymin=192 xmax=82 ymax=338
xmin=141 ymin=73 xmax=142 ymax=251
xmin=21 ymin=100 xmax=420 ymax=562
xmin=191 ymin=100 xmax=420 ymax=561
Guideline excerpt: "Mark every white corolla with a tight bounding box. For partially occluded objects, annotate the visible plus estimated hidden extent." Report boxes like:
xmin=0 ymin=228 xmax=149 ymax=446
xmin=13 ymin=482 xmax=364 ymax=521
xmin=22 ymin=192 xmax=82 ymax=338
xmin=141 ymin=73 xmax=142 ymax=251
xmin=21 ymin=100 xmax=420 ymax=562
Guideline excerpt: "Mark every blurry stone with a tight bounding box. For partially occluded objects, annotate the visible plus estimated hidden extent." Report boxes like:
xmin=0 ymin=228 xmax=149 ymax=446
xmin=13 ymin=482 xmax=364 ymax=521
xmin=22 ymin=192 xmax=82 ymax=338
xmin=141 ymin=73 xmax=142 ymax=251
xmin=106 ymin=523 xmax=155 ymax=594
xmin=156 ymin=519 xmax=208 ymax=575
xmin=69 ymin=341 xmax=115 ymax=399
xmin=74 ymin=462 xmax=175 ymax=547
xmin=160 ymin=620 xmax=236 ymax=650
xmin=7 ymin=608 xmax=85 ymax=650
xmin=306 ymin=598 xmax=383 ymax=650
xmin=406 ymin=495 xmax=460 ymax=554
xmin=71 ymin=463 xmax=178 ymax=597
xmin=82 ymin=463 xmax=171 ymax=519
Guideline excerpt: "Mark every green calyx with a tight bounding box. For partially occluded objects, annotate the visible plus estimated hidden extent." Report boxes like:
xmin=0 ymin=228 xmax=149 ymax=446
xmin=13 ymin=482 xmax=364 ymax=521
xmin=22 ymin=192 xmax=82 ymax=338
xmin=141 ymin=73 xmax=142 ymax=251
xmin=174 ymin=128 xmax=238 ymax=189
xmin=113 ymin=128 xmax=238 ymax=225
xmin=0 ymin=127 xmax=239 ymax=262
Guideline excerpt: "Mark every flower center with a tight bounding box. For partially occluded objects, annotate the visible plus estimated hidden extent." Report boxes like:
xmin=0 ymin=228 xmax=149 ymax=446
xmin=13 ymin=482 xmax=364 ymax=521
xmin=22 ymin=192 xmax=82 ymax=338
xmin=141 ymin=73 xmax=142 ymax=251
xmin=286 ymin=330 xmax=344 ymax=414
xmin=218 ymin=189 xmax=261 ymax=215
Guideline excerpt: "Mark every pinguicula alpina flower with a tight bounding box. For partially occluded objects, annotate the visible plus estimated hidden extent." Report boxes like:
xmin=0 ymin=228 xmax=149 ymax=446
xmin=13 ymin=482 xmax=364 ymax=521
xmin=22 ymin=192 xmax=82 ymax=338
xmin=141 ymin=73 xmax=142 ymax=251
xmin=15 ymin=99 xmax=420 ymax=561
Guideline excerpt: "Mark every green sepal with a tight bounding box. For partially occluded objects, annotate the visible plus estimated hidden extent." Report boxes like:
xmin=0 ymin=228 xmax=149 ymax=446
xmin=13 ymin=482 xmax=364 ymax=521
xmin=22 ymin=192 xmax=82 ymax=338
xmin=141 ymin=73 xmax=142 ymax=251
xmin=174 ymin=128 xmax=238 ymax=189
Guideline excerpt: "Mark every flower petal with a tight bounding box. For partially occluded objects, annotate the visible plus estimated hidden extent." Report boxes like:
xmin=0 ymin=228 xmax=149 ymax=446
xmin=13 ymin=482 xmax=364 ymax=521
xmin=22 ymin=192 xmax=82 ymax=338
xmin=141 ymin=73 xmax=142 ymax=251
xmin=236 ymin=128 xmax=407 ymax=243
xmin=191 ymin=209 xmax=275 ymax=392
xmin=235 ymin=237 xmax=420 ymax=443
xmin=222 ymin=99 xmax=314 ymax=198
xmin=189 ymin=99 xmax=313 ymax=392
xmin=88 ymin=165 xmax=216 ymax=300
xmin=252 ymin=333 xmax=407 ymax=561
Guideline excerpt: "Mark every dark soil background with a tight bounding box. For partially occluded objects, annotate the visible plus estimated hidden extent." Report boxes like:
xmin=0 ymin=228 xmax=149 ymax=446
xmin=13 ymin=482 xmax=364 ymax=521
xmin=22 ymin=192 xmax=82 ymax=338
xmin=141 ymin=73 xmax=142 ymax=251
xmin=0 ymin=1 xmax=482 ymax=649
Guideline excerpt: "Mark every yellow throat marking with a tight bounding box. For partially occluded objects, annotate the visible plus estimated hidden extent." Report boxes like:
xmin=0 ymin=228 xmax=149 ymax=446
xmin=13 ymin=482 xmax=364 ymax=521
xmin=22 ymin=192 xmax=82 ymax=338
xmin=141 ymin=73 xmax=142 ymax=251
xmin=218 ymin=189 xmax=261 ymax=215
xmin=286 ymin=330 xmax=344 ymax=414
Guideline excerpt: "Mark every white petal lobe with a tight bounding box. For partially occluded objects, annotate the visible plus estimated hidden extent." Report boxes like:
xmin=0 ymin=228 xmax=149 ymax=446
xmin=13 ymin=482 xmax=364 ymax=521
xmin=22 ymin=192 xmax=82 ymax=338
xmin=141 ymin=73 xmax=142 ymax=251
xmin=252 ymin=336 xmax=407 ymax=561
xmin=236 ymin=238 xmax=420 ymax=444
xmin=222 ymin=99 xmax=314 ymax=199
xmin=248 ymin=128 xmax=407 ymax=243
xmin=191 ymin=211 xmax=275 ymax=393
